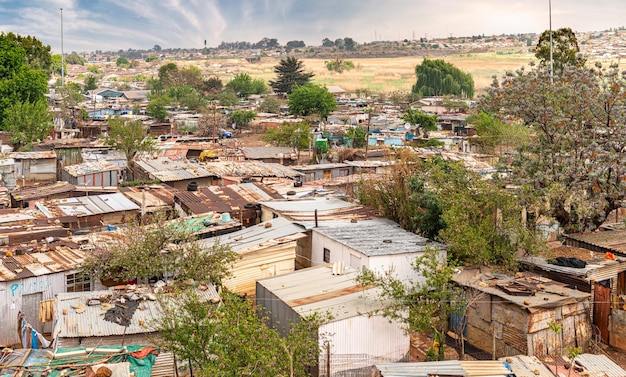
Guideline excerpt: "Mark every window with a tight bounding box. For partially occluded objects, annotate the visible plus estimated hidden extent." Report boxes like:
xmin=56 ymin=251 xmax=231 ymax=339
xmin=66 ymin=272 xmax=91 ymax=293
xmin=323 ymin=248 xmax=331 ymax=263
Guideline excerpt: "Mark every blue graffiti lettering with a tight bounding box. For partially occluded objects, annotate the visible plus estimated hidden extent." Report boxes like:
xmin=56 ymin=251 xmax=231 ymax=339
xmin=10 ymin=283 xmax=18 ymax=297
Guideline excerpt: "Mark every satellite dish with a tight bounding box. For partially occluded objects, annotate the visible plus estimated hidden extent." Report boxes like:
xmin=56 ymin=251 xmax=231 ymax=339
xmin=404 ymin=123 xmax=411 ymax=130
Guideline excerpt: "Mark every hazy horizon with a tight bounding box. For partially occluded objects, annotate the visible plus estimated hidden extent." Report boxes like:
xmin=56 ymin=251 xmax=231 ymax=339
xmin=1 ymin=0 xmax=624 ymax=53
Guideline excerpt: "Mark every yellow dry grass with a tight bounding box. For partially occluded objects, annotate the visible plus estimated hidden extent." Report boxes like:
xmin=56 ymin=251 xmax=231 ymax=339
xmin=188 ymin=52 xmax=538 ymax=95
xmin=181 ymin=52 xmax=626 ymax=96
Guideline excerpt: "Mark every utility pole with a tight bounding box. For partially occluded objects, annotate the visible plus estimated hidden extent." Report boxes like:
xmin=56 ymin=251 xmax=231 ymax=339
xmin=549 ymin=0 xmax=553 ymax=84
xmin=60 ymin=8 xmax=65 ymax=87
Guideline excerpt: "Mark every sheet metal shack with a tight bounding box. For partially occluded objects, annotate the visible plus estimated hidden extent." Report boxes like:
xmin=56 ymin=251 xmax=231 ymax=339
xmin=520 ymin=244 xmax=626 ymax=351
xmin=61 ymin=161 xmax=121 ymax=187
xmin=9 ymin=151 xmax=57 ymax=187
xmin=53 ymin=285 xmax=219 ymax=377
xmin=0 ymin=244 xmax=87 ymax=346
xmin=257 ymin=265 xmax=409 ymax=377
xmin=36 ymin=193 xmax=140 ymax=229
xmin=134 ymin=157 xmax=303 ymax=190
xmin=452 ymin=269 xmax=591 ymax=358
xmin=174 ymin=182 xmax=283 ymax=225
xmin=209 ymin=217 xmax=307 ymax=297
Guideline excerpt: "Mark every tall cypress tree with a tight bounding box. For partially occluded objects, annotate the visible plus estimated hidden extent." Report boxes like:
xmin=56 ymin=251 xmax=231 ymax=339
xmin=269 ymin=57 xmax=314 ymax=95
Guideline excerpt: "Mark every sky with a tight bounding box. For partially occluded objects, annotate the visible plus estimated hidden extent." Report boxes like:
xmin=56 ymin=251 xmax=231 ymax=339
xmin=1 ymin=0 xmax=625 ymax=53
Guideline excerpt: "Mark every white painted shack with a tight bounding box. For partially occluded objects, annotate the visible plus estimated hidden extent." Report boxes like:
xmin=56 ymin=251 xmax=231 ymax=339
xmin=256 ymin=265 xmax=409 ymax=377
xmin=308 ymin=219 xmax=445 ymax=283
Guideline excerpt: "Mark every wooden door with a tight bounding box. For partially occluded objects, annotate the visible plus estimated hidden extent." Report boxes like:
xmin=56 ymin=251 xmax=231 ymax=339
xmin=593 ymin=280 xmax=611 ymax=343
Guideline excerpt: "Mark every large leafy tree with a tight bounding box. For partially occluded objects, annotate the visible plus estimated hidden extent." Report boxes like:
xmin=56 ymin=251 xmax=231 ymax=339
xmin=269 ymin=57 xmax=314 ymax=95
xmin=2 ymin=32 xmax=52 ymax=75
xmin=535 ymin=27 xmax=585 ymax=72
xmin=157 ymin=290 xmax=325 ymax=377
xmin=3 ymin=100 xmax=52 ymax=149
xmin=226 ymin=73 xmax=268 ymax=97
xmin=81 ymin=214 xmax=237 ymax=284
xmin=102 ymin=117 xmax=157 ymax=178
xmin=482 ymin=63 xmax=626 ymax=232
xmin=229 ymin=109 xmax=256 ymax=128
xmin=412 ymin=59 xmax=474 ymax=98
xmin=261 ymin=121 xmax=312 ymax=155
xmin=287 ymin=84 xmax=337 ymax=120
xmin=146 ymin=94 xmax=171 ymax=121
xmin=166 ymin=85 xmax=206 ymax=111
xmin=0 ymin=34 xmax=48 ymax=129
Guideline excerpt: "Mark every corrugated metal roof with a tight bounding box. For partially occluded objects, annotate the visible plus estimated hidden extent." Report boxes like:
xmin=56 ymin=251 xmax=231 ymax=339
xmin=503 ymin=354 xmax=626 ymax=377
xmin=257 ymin=265 xmax=391 ymax=321
xmin=55 ymin=286 xmax=220 ymax=338
xmin=452 ymin=269 xmax=591 ymax=312
xmin=519 ymin=253 xmax=626 ymax=283
xmin=313 ymin=218 xmax=444 ymax=257
xmin=566 ymin=231 xmax=626 ymax=255
xmin=11 ymin=181 xmax=76 ymax=201
xmin=8 ymin=151 xmax=57 ymax=159
xmin=41 ymin=193 xmax=140 ymax=217
xmin=574 ymin=354 xmax=626 ymax=377
xmin=214 ymin=217 xmax=306 ymax=253
xmin=174 ymin=182 xmax=283 ymax=215
xmin=135 ymin=157 xmax=302 ymax=182
xmin=241 ymin=146 xmax=295 ymax=160
xmin=376 ymin=360 xmax=512 ymax=377
xmin=119 ymin=185 xmax=175 ymax=211
xmin=63 ymin=160 xmax=120 ymax=177
xmin=0 ymin=246 xmax=86 ymax=282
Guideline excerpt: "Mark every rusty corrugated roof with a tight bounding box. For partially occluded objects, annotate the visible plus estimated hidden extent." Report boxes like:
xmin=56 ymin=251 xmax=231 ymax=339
xmin=0 ymin=246 xmax=86 ymax=282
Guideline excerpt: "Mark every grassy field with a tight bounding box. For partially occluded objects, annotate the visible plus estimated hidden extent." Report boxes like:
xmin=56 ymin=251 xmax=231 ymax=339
xmin=183 ymin=52 xmax=626 ymax=97
xmin=190 ymin=52 xmax=537 ymax=96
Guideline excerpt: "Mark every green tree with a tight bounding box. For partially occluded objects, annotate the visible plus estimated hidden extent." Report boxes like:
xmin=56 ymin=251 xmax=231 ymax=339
xmin=87 ymin=64 xmax=102 ymax=74
xmin=356 ymin=248 xmax=464 ymax=361
xmin=81 ymin=214 xmax=237 ymax=284
xmin=321 ymin=38 xmax=335 ymax=47
xmin=261 ymin=122 xmax=312 ymax=154
xmin=226 ymin=73 xmax=268 ymax=97
xmin=345 ymin=125 xmax=367 ymax=148
xmin=343 ymin=37 xmax=356 ymax=51
xmin=287 ymin=84 xmax=337 ymax=120
xmin=325 ymin=58 xmax=355 ymax=73
xmin=269 ymin=57 xmax=314 ymax=95
xmin=202 ymin=76 xmax=223 ymax=94
xmin=2 ymin=100 xmax=52 ymax=149
xmin=2 ymin=32 xmax=52 ymax=75
xmin=258 ymin=97 xmax=281 ymax=114
xmin=482 ymin=62 xmax=626 ymax=232
xmin=412 ymin=59 xmax=474 ymax=98
xmin=145 ymin=55 xmax=159 ymax=63
xmin=401 ymin=108 xmax=437 ymax=136
xmin=217 ymin=89 xmax=239 ymax=106
xmin=50 ymin=54 xmax=66 ymax=76
xmin=535 ymin=27 xmax=586 ymax=72
xmin=102 ymin=117 xmax=157 ymax=177
xmin=229 ymin=109 xmax=256 ymax=128
xmin=65 ymin=53 xmax=85 ymax=65
xmin=84 ymin=75 xmax=99 ymax=91
xmin=116 ymin=57 xmax=129 ymax=66
xmin=466 ymin=111 xmax=531 ymax=154
xmin=146 ymin=94 xmax=171 ymax=121
xmin=166 ymin=85 xmax=206 ymax=111
xmin=156 ymin=289 xmax=325 ymax=377
xmin=0 ymin=34 xmax=48 ymax=127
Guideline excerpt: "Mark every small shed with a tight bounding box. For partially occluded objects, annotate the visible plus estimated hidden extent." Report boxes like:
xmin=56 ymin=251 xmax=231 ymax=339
xmin=452 ymin=269 xmax=591 ymax=358
xmin=376 ymin=360 xmax=512 ymax=377
xmin=61 ymin=161 xmax=121 ymax=187
xmin=256 ymin=265 xmax=409 ymax=377
xmin=308 ymin=219 xmax=445 ymax=283
xmin=53 ymin=285 xmax=219 ymax=376
xmin=520 ymin=245 xmax=626 ymax=351
xmin=0 ymin=245 xmax=87 ymax=346
xmin=292 ymin=163 xmax=353 ymax=182
xmin=10 ymin=181 xmax=76 ymax=208
xmin=209 ymin=217 xmax=307 ymax=297
xmin=35 ymin=193 xmax=140 ymax=229
xmin=9 ymin=151 xmax=57 ymax=187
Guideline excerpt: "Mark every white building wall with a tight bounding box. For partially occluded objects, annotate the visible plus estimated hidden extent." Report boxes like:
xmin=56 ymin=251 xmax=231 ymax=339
xmin=311 ymin=232 xmax=431 ymax=283
xmin=318 ymin=315 xmax=409 ymax=377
